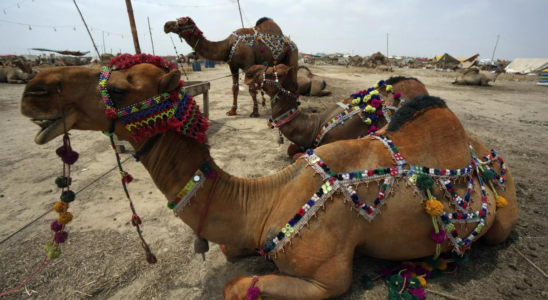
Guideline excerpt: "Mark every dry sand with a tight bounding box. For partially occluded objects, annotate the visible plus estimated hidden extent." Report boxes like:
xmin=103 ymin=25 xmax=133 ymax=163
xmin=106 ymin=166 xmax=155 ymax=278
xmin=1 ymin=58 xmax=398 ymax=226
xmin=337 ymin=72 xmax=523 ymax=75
xmin=0 ymin=65 xmax=547 ymax=299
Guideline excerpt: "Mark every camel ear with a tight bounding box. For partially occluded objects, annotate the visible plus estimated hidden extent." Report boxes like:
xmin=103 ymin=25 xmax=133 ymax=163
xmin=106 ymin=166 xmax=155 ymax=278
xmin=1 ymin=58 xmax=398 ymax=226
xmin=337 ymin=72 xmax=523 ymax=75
xmin=244 ymin=65 xmax=262 ymax=86
xmin=160 ymin=70 xmax=182 ymax=92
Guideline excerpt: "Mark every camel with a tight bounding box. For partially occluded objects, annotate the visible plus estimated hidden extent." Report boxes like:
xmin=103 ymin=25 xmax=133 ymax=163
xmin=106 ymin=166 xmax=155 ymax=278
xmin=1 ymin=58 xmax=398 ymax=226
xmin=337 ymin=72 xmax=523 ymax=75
xmin=369 ymin=51 xmax=389 ymax=65
xmin=345 ymin=55 xmax=363 ymax=68
xmin=296 ymin=66 xmax=331 ymax=97
xmin=164 ymin=17 xmax=298 ymax=118
xmin=245 ymin=65 xmax=428 ymax=153
xmin=376 ymin=65 xmax=393 ymax=72
xmin=0 ymin=61 xmax=38 ymax=83
xmin=19 ymin=55 xmax=517 ymax=300
xmin=453 ymin=68 xmax=499 ymax=86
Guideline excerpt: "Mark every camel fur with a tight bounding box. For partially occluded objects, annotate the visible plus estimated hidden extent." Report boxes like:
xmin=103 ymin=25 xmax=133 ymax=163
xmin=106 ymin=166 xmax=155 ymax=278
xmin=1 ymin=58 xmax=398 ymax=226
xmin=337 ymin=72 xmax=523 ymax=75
xmin=296 ymin=66 xmax=331 ymax=97
xmin=164 ymin=17 xmax=298 ymax=118
xmin=245 ymin=65 xmax=428 ymax=151
xmin=20 ymin=63 xmax=517 ymax=300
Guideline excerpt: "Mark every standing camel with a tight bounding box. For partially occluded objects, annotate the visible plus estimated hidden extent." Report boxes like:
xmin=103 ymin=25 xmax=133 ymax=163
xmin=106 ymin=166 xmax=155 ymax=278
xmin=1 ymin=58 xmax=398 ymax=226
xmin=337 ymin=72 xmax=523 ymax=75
xmin=245 ymin=65 xmax=428 ymax=152
xmin=164 ymin=17 xmax=298 ymax=117
xmin=20 ymin=54 xmax=517 ymax=300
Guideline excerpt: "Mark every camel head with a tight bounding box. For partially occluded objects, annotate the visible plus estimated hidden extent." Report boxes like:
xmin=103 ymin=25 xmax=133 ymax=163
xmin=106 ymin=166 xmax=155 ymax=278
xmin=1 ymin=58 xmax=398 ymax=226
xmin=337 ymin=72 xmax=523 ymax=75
xmin=244 ymin=64 xmax=296 ymax=97
xmin=20 ymin=54 xmax=184 ymax=145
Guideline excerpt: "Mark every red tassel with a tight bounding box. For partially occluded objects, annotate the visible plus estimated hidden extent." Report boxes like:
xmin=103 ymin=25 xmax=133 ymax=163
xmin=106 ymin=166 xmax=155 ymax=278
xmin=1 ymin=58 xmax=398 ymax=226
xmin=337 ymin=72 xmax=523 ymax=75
xmin=123 ymin=171 xmax=134 ymax=184
xmin=131 ymin=214 xmax=141 ymax=226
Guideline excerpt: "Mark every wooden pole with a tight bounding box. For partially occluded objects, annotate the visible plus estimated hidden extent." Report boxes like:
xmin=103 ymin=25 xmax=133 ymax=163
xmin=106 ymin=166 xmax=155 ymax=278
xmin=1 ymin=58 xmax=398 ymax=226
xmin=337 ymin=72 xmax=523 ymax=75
xmin=236 ymin=0 xmax=244 ymax=28
xmin=148 ymin=16 xmax=155 ymax=55
xmin=387 ymin=33 xmax=389 ymax=59
xmin=489 ymin=35 xmax=499 ymax=71
xmin=125 ymin=0 xmax=141 ymax=54
xmin=72 ymin=0 xmax=101 ymax=58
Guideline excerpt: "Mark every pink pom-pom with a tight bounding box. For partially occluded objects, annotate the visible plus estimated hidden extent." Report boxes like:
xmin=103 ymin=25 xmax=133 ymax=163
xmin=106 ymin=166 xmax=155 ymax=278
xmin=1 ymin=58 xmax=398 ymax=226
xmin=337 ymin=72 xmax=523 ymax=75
xmin=106 ymin=108 xmax=118 ymax=119
xmin=54 ymin=231 xmax=69 ymax=244
xmin=123 ymin=172 xmax=134 ymax=184
xmin=409 ymin=288 xmax=425 ymax=300
xmin=51 ymin=220 xmax=63 ymax=232
xmin=62 ymin=151 xmax=79 ymax=165
xmin=56 ymin=146 xmax=67 ymax=158
xmin=376 ymin=109 xmax=383 ymax=116
xmin=393 ymin=92 xmax=401 ymax=100
xmin=246 ymin=287 xmax=261 ymax=300
xmin=401 ymin=270 xmax=413 ymax=279
xmin=131 ymin=214 xmax=142 ymax=226
xmin=431 ymin=229 xmax=447 ymax=244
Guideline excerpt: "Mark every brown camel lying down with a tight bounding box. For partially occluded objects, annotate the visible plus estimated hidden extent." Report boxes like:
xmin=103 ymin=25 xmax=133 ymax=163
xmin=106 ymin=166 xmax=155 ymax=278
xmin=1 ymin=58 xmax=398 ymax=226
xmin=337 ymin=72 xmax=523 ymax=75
xmin=297 ymin=66 xmax=332 ymax=96
xmin=453 ymin=68 xmax=499 ymax=86
xmin=20 ymin=59 xmax=517 ymax=300
xmin=245 ymin=65 xmax=428 ymax=152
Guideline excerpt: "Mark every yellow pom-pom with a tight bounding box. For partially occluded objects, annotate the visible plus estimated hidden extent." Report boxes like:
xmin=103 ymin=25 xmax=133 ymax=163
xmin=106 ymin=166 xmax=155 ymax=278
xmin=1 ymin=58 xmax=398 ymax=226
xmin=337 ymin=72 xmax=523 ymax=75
xmin=365 ymin=118 xmax=372 ymax=125
xmin=374 ymin=83 xmax=379 ymax=88
xmin=496 ymin=196 xmax=508 ymax=209
xmin=47 ymin=247 xmax=61 ymax=259
xmin=418 ymin=276 xmax=427 ymax=288
xmin=53 ymin=201 xmax=68 ymax=214
xmin=386 ymin=85 xmax=393 ymax=92
xmin=285 ymin=40 xmax=289 ymax=44
xmin=365 ymin=95 xmax=371 ymax=101
xmin=421 ymin=262 xmax=433 ymax=272
xmin=425 ymin=200 xmax=444 ymax=216
xmin=257 ymin=36 xmax=262 ymax=41
xmin=370 ymin=90 xmax=379 ymax=95
xmin=438 ymin=258 xmax=447 ymax=270
xmin=58 ymin=212 xmax=73 ymax=225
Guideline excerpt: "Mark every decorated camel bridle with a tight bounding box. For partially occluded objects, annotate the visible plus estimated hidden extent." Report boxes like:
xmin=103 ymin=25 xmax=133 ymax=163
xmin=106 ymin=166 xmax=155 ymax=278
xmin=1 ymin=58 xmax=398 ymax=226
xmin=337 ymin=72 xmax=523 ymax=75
xmin=176 ymin=17 xmax=203 ymax=52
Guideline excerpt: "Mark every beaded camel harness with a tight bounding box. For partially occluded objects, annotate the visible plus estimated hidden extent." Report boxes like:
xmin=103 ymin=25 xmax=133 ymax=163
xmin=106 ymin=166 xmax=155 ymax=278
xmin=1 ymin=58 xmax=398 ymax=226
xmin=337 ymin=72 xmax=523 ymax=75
xmin=259 ymin=133 xmax=508 ymax=257
xmin=228 ymin=27 xmax=297 ymax=64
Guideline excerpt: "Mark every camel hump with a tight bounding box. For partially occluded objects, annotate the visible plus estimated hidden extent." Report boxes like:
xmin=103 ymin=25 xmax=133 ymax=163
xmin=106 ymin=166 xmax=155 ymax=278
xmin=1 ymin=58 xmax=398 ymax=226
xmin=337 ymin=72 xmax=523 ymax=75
xmin=385 ymin=76 xmax=424 ymax=86
xmin=464 ymin=68 xmax=480 ymax=76
xmin=387 ymin=95 xmax=447 ymax=132
xmin=256 ymin=17 xmax=273 ymax=26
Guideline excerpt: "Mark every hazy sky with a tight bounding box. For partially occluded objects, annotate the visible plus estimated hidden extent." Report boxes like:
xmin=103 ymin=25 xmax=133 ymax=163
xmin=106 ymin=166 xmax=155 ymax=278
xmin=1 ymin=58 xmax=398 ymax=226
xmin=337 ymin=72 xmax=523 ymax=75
xmin=1 ymin=0 xmax=546 ymax=60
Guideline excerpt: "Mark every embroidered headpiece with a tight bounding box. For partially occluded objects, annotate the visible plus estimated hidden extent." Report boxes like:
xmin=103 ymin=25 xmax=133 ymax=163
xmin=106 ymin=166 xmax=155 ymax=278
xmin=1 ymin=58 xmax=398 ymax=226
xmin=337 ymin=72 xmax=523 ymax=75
xmin=99 ymin=54 xmax=209 ymax=143
xmin=177 ymin=17 xmax=203 ymax=38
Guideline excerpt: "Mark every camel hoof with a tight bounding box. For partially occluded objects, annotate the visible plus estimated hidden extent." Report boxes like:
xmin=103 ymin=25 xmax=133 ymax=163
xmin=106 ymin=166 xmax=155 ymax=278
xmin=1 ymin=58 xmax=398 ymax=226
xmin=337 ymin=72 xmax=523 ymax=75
xmin=249 ymin=112 xmax=260 ymax=118
xmin=226 ymin=109 xmax=237 ymax=116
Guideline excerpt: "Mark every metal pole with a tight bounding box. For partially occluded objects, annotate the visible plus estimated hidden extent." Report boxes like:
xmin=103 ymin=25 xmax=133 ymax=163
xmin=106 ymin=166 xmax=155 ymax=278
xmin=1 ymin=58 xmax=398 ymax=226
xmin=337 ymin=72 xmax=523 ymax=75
xmin=125 ymin=0 xmax=141 ymax=54
xmin=236 ymin=0 xmax=244 ymax=28
xmin=490 ymin=35 xmax=499 ymax=71
xmin=148 ymin=17 xmax=155 ymax=55
xmin=72 ymin=0 xmax=101 ymax=58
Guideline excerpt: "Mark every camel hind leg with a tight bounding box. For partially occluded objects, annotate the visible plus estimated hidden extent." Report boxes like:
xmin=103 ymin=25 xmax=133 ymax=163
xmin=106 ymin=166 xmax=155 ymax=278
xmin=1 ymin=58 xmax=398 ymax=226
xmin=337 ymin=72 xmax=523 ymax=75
xmin=469 ymin=136 xmax=518 ymax=244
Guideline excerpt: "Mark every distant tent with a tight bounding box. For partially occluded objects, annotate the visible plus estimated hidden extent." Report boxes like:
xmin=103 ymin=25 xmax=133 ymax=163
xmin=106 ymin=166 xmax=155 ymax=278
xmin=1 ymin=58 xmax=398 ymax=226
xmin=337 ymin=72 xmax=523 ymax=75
xmin=505 ymin=58 xmax=548 ymax=74
xmin=460 ymin=61 xmax=476 ymax=69
xmin=456 ymin=56 xmax=467 ymax=62
xmin=437 ymin=53 xmax=460 ymax=66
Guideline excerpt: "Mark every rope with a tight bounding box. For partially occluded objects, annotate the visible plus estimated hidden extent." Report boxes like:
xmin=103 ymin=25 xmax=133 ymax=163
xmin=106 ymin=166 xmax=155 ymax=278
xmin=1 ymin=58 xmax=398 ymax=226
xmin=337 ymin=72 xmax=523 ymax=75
xmin=0 ymin=257 xmax=51 ymax=297
xmin=196 ymin=169 xmax=223 ymax=238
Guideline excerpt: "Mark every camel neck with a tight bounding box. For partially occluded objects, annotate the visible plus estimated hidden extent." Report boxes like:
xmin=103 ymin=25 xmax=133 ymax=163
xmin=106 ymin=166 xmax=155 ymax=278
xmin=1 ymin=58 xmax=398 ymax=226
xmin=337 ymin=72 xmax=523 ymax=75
xmin=270 ymin=93 xmax=321 ymax=148
xmin=184 ymin=33 xmax=232 ymax=62
xmin=126 ymin=131 xmax=285 ymax=248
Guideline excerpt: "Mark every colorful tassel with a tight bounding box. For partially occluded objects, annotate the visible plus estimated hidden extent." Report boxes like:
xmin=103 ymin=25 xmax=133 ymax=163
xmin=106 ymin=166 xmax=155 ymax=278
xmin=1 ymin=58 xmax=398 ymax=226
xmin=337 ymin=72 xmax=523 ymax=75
xmin=247 ymin=287 xmax=261 ymax=300
xmin=122 ymin=171 xmax=134 ymax=184
xmin=58 ymin=212 xmax=73 ymax=225
xmin=496 ymin=196 xmax=507 ymax=208
xmin=425 ymin=200 xmax=444 ymax=216
xmin=50 ymin=220 xmax=63 ymax=232
xmin=53 ymin=201 xmax=68 ymax=214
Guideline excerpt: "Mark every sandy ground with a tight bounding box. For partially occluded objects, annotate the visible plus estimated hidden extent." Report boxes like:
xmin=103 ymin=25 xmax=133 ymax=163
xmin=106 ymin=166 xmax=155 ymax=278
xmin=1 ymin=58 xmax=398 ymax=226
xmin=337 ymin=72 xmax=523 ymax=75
xmin=0 ymin=65 xmax=547 ymax=300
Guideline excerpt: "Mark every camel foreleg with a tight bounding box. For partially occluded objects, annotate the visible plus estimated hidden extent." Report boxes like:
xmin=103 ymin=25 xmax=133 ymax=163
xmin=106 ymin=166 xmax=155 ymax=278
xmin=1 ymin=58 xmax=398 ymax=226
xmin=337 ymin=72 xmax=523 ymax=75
xmin=223 ymin=256 xmax=353 ymax=300
xmin=248 ymin=86 xmax=260 ymax=118
xmin=227 ymin=66 xmax=240 ymax=116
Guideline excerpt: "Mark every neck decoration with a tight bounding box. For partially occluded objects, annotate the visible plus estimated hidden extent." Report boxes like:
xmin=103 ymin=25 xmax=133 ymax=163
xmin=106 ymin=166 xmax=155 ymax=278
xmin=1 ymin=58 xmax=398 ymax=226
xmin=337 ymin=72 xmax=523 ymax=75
xmin=99 ymin=54 xmax=209 ymax=143
xmin=262 ymin=65 xmax=300 ymax=101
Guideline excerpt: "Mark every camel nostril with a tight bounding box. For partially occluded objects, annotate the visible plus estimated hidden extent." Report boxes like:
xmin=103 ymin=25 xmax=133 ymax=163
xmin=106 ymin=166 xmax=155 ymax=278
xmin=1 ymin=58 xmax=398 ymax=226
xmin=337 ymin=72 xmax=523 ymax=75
xmin=25 ymin=85 xmax=50 ymax=96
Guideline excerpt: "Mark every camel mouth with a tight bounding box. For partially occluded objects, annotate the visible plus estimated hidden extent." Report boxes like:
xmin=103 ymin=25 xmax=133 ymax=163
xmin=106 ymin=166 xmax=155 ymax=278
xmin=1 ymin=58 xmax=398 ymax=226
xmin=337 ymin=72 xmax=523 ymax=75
xmin=24 ymin=85 xmax=50 ymax=96
xmin=30 ymin=117 xmax=64 ymax=145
